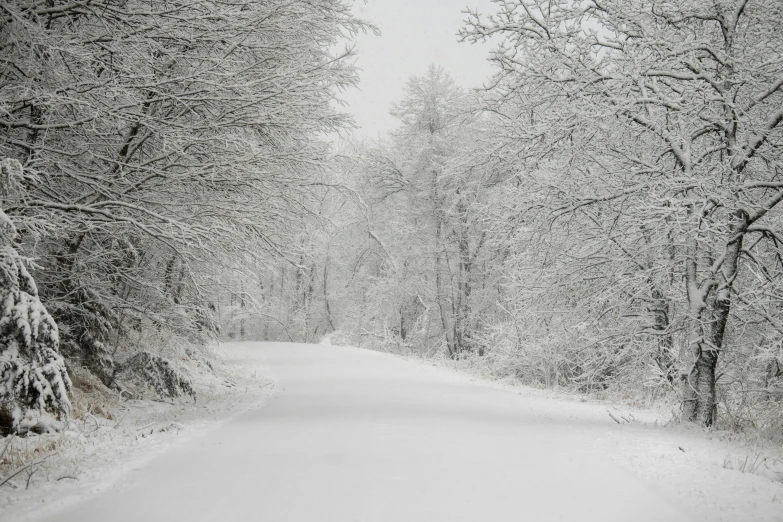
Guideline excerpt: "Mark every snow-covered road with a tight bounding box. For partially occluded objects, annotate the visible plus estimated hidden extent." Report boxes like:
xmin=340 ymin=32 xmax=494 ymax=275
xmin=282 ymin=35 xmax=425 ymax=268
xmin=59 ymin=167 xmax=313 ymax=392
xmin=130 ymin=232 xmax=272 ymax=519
xmin=35 ymin=342 xmax=693 ymax=521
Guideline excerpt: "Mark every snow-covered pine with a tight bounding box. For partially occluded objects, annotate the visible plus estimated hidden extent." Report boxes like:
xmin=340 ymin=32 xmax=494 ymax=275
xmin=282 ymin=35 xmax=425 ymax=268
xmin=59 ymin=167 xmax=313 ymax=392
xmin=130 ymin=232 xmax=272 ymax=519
xmin=0 ymin=158 xmax=71 ymax=434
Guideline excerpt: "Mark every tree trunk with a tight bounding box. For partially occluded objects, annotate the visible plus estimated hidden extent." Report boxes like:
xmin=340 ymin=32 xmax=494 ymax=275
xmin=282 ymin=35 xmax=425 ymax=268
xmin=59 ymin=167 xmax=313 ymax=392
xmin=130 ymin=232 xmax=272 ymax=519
xmin=430 ymin=167 xmax=455 ymax=357
xmin=454 ymin=209 xmax=472 ymax=357
xmin=651 ymin=287 xmax=675 ymax=383
xmin=683 ymin=214 xmax=746 ymax=426
xmin=323 ymin=249 xmax=335 ymax=332
xmin=436 ymin=237 xmax=455 ymax=357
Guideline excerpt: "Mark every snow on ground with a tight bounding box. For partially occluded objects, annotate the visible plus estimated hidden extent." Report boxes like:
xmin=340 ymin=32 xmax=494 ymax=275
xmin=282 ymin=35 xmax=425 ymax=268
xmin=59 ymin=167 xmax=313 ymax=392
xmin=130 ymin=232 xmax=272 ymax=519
xmin=364 ymin=346 xmax=783 ymax=522
xmin=2 ymin=341 xmax=780 ymax=521
xmin=0 ymin=344 xmax=275 ymax=522
xmin=3 ymin=341 xmax=783 ymax=521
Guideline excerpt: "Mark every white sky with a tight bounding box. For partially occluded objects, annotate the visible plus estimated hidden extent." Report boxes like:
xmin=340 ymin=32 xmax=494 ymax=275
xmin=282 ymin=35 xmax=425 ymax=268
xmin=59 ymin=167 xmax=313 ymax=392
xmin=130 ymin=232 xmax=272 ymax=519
xmin=342 ymin=0 xmax=499 ymax=139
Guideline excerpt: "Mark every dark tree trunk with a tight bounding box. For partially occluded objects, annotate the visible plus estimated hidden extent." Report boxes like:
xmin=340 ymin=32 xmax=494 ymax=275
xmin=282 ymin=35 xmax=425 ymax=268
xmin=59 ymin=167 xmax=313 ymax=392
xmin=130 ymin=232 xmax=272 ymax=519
xmin=683 ymin=213 xmax=746 ymax=426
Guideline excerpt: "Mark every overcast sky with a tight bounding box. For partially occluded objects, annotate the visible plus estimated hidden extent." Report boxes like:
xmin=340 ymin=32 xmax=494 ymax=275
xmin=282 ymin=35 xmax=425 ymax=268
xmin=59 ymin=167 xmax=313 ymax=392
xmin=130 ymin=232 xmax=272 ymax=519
xmin=342 ymin=0 xmax=498 ymax=139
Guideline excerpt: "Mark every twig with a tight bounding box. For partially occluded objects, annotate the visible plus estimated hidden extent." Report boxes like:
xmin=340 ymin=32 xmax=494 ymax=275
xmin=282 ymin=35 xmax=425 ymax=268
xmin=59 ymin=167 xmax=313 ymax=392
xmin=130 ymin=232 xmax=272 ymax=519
xmin=113 ymin=411 xmax=128 ymax=430
xmin=0 ymin=436 xmax=12 ymax=461
xmin=83 ymin=413 xmax=101 ymax=433
xmin=26 ymin=459 xmax=34 ymax=489
xmin=607 ymin=411 xmax=623 ymax=424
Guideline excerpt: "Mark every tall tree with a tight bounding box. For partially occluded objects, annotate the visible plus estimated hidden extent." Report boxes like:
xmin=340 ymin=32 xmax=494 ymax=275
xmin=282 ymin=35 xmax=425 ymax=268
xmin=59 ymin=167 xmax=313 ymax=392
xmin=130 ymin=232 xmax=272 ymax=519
xmin=462 ymin=0 xmax=783 ymax=425
xmin=0 ymin=0 xmax=369 ymax=397
xmin=0 ymin=158 xmax=70 ymax=434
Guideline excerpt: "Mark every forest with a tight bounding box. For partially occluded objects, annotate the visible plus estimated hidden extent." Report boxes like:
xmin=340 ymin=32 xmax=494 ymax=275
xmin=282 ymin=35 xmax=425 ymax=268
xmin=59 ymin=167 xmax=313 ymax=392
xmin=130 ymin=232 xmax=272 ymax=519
xmin=2 ymin=0 xmax=783 ymax=444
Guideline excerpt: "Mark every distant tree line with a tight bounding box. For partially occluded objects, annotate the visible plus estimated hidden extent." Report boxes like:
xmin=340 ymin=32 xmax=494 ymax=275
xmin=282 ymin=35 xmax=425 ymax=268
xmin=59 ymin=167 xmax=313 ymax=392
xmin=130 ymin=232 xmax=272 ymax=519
xmin=247 ymin=0 xmax=783 ymax=432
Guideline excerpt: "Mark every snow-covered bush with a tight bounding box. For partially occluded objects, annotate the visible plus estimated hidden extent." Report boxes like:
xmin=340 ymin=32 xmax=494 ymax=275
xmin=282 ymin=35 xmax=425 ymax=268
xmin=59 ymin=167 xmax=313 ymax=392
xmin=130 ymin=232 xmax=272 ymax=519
xmin=53 ymin=284 xmax=118 ymax=383
xmin=116 ymin=351 xmax=194 ymax=400
xmin=0 ymin=158 xmax=71 ymax=434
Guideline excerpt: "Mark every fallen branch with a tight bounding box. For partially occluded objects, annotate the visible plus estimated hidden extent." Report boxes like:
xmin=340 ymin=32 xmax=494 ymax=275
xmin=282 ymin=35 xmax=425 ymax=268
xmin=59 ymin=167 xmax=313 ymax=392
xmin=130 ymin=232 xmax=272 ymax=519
xmin=0 ymin=451 xmax=56 ymax=488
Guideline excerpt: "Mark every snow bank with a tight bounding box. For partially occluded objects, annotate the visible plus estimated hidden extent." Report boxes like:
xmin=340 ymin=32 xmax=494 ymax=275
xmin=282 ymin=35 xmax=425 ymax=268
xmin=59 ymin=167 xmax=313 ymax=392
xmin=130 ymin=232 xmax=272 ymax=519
xmin=0 ymin=343 xmax=275 ymax=520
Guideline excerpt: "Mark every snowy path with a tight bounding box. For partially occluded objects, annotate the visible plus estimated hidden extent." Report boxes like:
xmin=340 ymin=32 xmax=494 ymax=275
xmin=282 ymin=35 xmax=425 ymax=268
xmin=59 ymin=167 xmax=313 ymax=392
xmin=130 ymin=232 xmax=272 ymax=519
xmin=32 ymin=342 xmax=695 ymax=521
